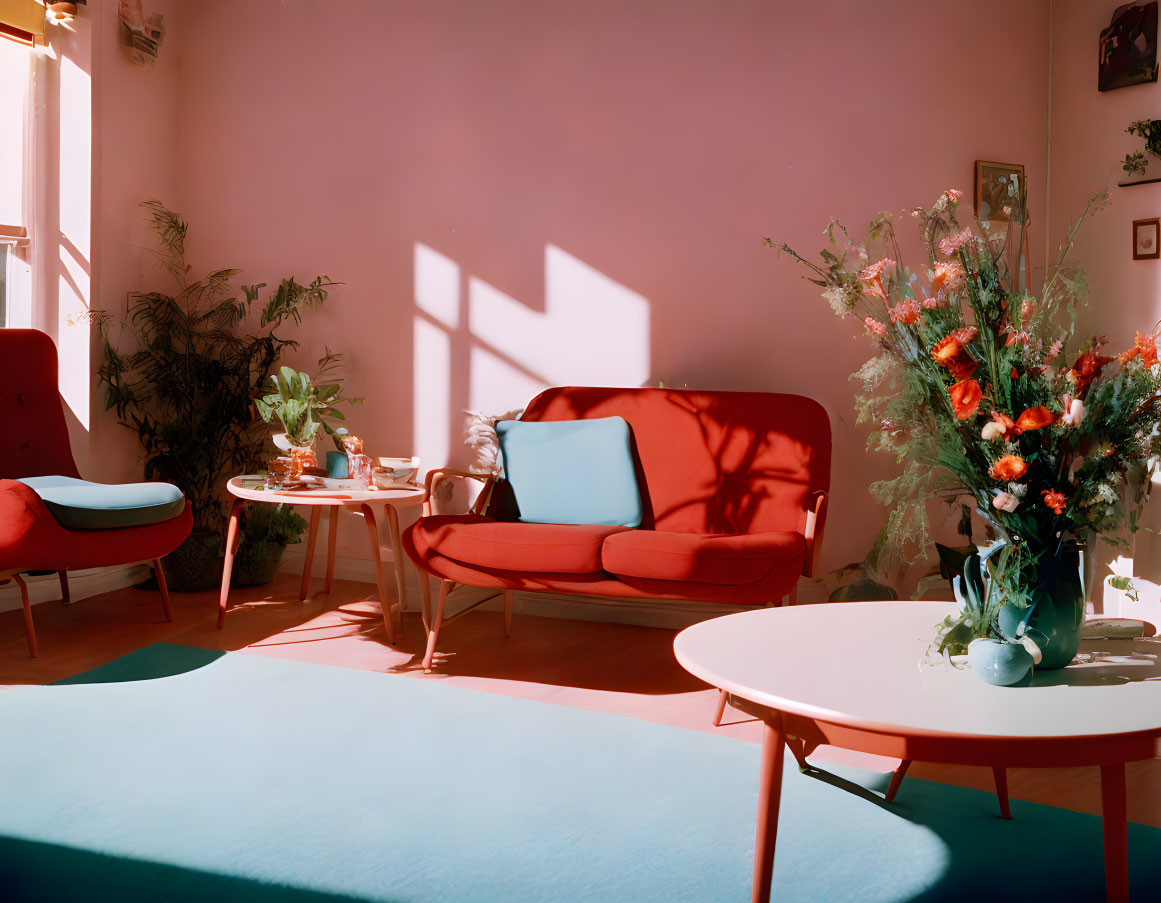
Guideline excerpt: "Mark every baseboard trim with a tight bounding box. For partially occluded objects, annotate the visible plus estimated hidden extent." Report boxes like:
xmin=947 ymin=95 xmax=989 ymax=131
xmin=281 ymin=547 xmax=827 ymax=630
xmin=0 ymin=564 xmax=151 ymax=613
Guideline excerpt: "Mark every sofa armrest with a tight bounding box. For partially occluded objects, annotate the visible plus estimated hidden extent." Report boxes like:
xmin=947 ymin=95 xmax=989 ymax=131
xmin=421 ymin=468 xmax=497 ymax=517
xmin=801 ymin=490 xmax=828 ymax=578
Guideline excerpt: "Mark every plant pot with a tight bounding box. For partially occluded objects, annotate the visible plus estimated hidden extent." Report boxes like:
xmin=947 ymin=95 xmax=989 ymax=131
xmin=231 ymin=540 xmax=287 ymax=587
xmin=998 ymin=543 xmax=1085 ymax=670
xmin=162 ymin=531 xmax=225 ymax=592
xmin=968 ymin=638 xmax=1034 ymax=686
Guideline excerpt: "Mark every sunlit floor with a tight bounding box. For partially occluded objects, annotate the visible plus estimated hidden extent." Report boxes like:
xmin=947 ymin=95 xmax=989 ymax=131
xmin=2 ymin=571 xmax=1160 ymax=830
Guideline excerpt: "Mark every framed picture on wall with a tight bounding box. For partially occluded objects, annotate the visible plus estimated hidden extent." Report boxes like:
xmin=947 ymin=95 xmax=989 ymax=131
xmin=1099 ymin=1 xmax=1159 ymax=92
xmin=1133 ymin=217 xmax=1160 ymax=259
xmin=974 ymin=161 xmax=1026 ymax=224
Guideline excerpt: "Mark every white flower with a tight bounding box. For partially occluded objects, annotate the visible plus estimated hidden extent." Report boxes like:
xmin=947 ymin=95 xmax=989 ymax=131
xmin=1061 ymin=395 xmax=1085 ymax=427
xmin=992 ymin=490 xmax=1021 ymax=512
xmin=981 ymin=421 xmax=1006 ymax=441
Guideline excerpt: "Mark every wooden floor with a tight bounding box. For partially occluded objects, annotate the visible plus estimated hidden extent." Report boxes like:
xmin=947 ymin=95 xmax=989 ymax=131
xmin=3 ymin=572 xmax=1160 ymax=830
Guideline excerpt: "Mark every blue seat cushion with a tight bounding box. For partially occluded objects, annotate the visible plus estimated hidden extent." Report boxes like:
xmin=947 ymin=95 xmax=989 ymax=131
xmin=17 ymin=476 xmax=186 ymax=530
xmin=495 ymin=416 xmax=643 ymax=527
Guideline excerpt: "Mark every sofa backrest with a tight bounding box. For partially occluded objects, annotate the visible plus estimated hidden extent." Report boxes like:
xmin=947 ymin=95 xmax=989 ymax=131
xmin=509 ymin=386 xmax=830 ymax=535
xmin=0 ymin=329 xmax=81 ymax=480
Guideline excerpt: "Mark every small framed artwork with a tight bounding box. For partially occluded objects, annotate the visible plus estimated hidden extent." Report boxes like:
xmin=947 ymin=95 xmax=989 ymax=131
xmin=1099 ymin=1 xmax=1159 ymax=92
xmin=975 ymin=161 xmax=1026 ymax=224
xmin=1133 ymin=217 xmax=1160 ymax=259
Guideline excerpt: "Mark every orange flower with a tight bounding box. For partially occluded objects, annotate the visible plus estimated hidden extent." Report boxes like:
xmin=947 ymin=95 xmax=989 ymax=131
xmin=931 ymin=260 xmax=966 ymax=297
xmin=990 ymin=411 xmax=1020 ymax=439
xmin=949 ymin=379 xmax=982 ymax=419
xmin=1118 ymin=330 xmax=1158 ymax=368
xmin=931 ymin=335 xmax=962 ymax=366
xmin=889 ymin=297 xmax=922 ymax=326
xmin=948 ymin=354 xmax=978 ymax=380
xmin=1015 ymin=406 xmax=1055 ymax=431
xmin=864 ymin=317 xmax=888 ymax=338
xmin=1041 ymin=488 xmax=1067 ymax=515
xmin=989 ymin=455 xmax=1028 ymax=481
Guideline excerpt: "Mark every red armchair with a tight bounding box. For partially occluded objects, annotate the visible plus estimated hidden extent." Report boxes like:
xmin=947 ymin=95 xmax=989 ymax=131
xmin=0 ymin=329 xmax=192 ymax=656
xmin=404 ymin=386 xmax=831 ymax=673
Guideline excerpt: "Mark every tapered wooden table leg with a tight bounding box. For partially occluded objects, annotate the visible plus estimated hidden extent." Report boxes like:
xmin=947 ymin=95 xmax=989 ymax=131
xmin=362 ymin=504 xmax=396 ymax=645
xmin=324 ymin=506 xmax=338 ymax=593
xmin=217 ymin=499 xmax=244 ymax=629
xmin=385 ymin=504 xmax=407 ymax=620
xmin=299 ymin=507 xmax=322 ymax=601
xmin=992 ymin=766 xmax=1012 ymax=819
xmin=58 ymin=570 xmax=70 ymax=604
xmin=1101 ymin=763 xmax=1129 ymax=903
xmin=885 ymin=760 xmax=911 ymax=803
xmin=753 ymin=716 xmax=786 ymax=903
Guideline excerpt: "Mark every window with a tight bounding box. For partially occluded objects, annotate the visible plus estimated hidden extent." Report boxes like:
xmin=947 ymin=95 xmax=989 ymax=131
xmin=0 ymin=30 xmax=31 ymax=327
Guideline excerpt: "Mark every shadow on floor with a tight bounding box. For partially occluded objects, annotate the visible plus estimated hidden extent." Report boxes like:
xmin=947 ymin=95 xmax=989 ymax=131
xmin=0 ymin=836 xmax=370 ymax=903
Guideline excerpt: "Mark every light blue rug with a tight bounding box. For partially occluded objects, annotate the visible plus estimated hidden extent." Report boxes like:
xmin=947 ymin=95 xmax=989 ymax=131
xmin=0 ymin=644 xmax=1156 ymax=901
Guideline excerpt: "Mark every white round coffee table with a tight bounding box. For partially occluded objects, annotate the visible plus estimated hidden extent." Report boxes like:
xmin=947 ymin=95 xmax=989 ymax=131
xmin=674 ymin=600 xmax=1161 ymax=903
xmin=218 ymin=476 xmax=425 ymax=643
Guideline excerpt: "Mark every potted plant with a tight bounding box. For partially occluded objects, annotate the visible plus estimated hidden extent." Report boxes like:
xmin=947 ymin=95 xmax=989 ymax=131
xmin=776 ymin=183 xmax=1161 ymax=684
xmin=253 ymin=355 xmax=362 ymax=482
xmin=230 ymin=503 xmax=309 ymax=587
xmin=84 ymin=199 xmax=339 ymax=590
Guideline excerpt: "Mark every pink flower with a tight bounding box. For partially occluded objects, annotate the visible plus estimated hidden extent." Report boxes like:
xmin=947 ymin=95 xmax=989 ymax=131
xmin=992 ymin=491 xmax=1021 ymax=513
xmin=945 ymin=189 xmax=963 ymax=204
xmin=938 ymin=227 xmax=974 ymax=257
xmin=951 ymin=326 xmax=978 ymax=345
xmin=921 ymin=296 xmax=943 ymax=309
xmin=1049 ymin=339 xmax=1063 ymax=358
xmin=981 ymin=421 xmax=1006 ymax=442
xmin=859 ymin=258 xmax=895 ymax=301
xmin=1061 ymin=394 xmax=1085 ymax=427
xmin=864 ymin=317 xmax=888 ymax=338
xmin=1021 ymin=299 xmax=1036 ymax=320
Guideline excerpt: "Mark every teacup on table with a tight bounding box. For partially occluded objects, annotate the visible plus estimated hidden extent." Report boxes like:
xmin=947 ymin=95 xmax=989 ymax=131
xmin=373 ymin=456 xmax=420 ymax=489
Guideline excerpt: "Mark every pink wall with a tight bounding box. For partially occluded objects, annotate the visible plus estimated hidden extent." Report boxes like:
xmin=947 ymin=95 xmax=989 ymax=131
xmin=10 ymin=0 xmax=1060 ymax=580
xmin=1048 ymin=0 xmax=1161 ymax=618
xmin=161 ymin=0 xmax=1053 ymax=575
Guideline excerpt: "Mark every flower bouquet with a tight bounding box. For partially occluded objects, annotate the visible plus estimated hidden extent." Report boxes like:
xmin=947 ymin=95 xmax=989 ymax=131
xmin=775 ymin=182 xmax=1160 ymax=685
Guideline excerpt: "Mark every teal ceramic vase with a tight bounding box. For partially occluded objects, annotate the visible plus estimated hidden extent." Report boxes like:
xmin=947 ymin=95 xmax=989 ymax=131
xmin=326 ymin=451 xmax=349 ymax=479
xmin=967 ymin=638 xmax=1035 ymax=687
xmin=997 ymin=543 xmax=1085 ymax=670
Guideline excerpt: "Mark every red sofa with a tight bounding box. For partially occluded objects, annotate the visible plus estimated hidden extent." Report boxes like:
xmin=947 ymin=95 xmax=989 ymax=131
xmin=404 ymin=386 xmax=831 ymax=672
xmin=0 ymin=329 xmax=192 ymax=656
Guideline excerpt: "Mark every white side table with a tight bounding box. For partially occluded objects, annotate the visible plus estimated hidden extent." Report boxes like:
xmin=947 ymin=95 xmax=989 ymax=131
xmin=218 ymin=476 xmax=425 ymax=644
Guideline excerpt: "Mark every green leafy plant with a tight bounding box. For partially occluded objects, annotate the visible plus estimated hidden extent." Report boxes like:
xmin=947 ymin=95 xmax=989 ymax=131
xmin=84 ymin=199 xmax=337 ymax=538
xmin=1123 ymin=120 xmax=1161 ymax=177
xmin=254 ymin=354 xmax=362 ymax=448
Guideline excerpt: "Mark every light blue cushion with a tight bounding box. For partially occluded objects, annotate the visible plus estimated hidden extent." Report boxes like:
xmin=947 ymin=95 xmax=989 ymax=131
xmin=495 ymin=417 xmax=643 ymax=527
xmin=17 ymin=476 xmax=185 ymax=530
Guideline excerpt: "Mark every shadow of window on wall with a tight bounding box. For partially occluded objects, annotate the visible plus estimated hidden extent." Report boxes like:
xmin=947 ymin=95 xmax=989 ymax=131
xmin=412 ymin=242 xmax=650 ymax=471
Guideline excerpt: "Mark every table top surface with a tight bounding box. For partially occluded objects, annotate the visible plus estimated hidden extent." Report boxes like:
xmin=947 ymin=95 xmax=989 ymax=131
xmin=673 ymin=601 xmax=1161 ymax=741
xmin=227 ymin=475 xmax=425 ymax=507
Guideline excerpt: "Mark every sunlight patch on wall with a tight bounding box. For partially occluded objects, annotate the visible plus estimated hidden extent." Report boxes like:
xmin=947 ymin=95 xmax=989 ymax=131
xmin=413 ymin=241 xmax=650 ymax=473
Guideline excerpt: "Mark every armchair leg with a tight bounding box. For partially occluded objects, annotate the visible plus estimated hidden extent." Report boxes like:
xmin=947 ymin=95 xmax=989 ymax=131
xmin=58 ymin=570 xmax=70 ymax=604
xmin=153 ymin=558 xmax=173 ymax=623
xmin=503 ymin=589 xmax=514 ymax=637
xmin=422 ymin=579 xmax=452 ymax=673
xmin=712 ymin=689 xmax=728 ymax=726
xmin=417 ymin=569 xmax=432 ymax=632
xmin=14 ymin=574 xmax=36 ymax=658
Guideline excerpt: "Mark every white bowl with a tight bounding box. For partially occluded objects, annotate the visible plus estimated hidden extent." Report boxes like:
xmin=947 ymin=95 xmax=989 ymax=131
xmin=375 ymin=456 xmax=419 ymax=487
